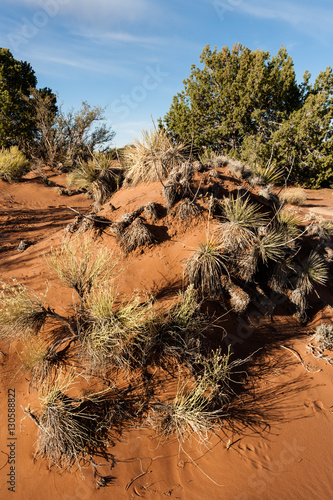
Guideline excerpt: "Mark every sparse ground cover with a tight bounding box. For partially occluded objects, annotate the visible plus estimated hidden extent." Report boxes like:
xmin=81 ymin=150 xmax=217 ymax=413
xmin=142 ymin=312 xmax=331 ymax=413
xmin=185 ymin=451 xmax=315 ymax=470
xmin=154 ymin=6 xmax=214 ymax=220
xmin=0 ymin=152 xmax=333 ymax=499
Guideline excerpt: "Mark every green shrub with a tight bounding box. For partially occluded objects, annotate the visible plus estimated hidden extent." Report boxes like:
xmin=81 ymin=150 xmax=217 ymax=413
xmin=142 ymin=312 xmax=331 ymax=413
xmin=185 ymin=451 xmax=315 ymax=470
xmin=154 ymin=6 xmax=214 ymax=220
xmin=0 ymin=146 xmax=30 ymax=181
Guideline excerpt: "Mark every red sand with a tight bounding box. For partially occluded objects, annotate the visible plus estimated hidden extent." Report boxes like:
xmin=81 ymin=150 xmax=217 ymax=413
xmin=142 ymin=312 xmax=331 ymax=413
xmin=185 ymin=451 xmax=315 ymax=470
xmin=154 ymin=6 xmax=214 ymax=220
xmin=0 ymin=168 xmax=333 ymax=499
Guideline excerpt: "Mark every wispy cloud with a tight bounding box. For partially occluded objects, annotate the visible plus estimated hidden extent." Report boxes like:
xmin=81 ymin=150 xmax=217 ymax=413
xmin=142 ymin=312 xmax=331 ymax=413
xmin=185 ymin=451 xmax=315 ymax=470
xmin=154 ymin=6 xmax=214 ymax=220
xmin=2 ymin=0 xmax=152 ymax=24
xmin=29 ymin=52 xmax=135 ymax=78
xmin=73 ymin=29 xmax=168 ymax=47
xmin=236 ymin=0 xmax=333 ymax=38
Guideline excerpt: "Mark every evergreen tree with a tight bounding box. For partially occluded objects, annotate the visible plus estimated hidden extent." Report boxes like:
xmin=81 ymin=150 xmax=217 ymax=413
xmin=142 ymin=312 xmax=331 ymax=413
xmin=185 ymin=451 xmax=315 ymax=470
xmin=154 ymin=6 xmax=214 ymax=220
xmin=270 ymin=72 xmax=333 ymax=187
xmin=163 ymin=44 xmax=300 ymax=154
xmin=0 ymin=48 xmax=38 ymax=148
xmin=163 ymin=43 xmax=333 ymax=187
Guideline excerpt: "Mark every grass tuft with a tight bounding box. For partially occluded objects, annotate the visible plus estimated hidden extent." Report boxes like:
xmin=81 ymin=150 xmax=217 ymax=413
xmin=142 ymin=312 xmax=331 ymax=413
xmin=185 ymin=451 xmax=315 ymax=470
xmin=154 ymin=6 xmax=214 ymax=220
xmin=45 ymin=236 xmax=117 ymax=300
xmin=0 ymin=146 xmax=30 ymax=181
xmin=282 ymin=188 xmax=307 ymax=206
xmin=0 ymin=282 xmax=48 ymax=343
xmin=214 ymin=195 xmax=267 ymax=252
xmin=185 ymin=240 xmax=228 ymax=299
xmin=123 ymin=128 xmax=188 ymax=185
xmin=119 ymin=218 xmax=154 ymax=254
xmin=29 ymin=372 xmax=111 ymax=469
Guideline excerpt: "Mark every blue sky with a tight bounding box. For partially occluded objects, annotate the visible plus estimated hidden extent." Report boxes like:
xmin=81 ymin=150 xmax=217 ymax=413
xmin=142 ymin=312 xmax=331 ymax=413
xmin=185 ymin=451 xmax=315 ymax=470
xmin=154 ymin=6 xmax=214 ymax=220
xmin=1 ymin=0 xmax=333 ymax=147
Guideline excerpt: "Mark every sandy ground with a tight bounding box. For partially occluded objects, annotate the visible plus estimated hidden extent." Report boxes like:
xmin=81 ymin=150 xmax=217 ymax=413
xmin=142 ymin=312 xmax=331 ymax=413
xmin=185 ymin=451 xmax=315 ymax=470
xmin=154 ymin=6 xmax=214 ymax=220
xmin=0 ymin=168 xmax=333 ymax=500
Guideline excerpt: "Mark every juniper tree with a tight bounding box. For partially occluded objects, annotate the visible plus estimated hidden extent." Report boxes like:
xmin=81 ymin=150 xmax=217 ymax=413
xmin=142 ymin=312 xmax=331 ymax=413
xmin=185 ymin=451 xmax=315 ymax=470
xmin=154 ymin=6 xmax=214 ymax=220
xmin=162 ymin=44 xmax=300 ymax=154
xmin=162 ymin=43 xmax=333 ymax=187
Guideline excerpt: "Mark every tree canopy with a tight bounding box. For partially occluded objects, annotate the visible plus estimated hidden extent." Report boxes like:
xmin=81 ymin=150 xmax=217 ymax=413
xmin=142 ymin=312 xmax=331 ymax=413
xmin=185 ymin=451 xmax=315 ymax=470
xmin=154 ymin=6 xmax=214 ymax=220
xmin=0 ymin=47 xmax=39 ymax=148
xmin=162 ymin=44 xmax=333 ymax=187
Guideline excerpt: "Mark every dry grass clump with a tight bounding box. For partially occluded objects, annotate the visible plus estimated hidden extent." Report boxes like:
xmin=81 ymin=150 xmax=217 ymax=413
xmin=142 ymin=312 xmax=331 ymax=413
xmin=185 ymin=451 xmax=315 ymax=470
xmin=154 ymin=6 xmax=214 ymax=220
xmin=0 ymin=146 xmax=30 ymax=181
xmin=226 ymin=281 xmax=250 ymax=314
xmin=162 ymin=162 xmax=194 ymax=210
xmin=0 ymin=282 xmax=48 ymax=343
xmin=194 ymin=346 xmax=237 ymax=403
xmin=67 ymin=159 xmax=120 ymax=207
xmin=81 ymin=287 xmax=152 ymax=373
xmin=185 ymin=240 xmax=228 ymax=299
xmin=313 ymin=323 xmax=333 ymax=350
xmin=149 ymin=346 xmax=238 ymax=444
xmin=19 ymin=336 xmax=67 ymax=391
xmin=282 ymin=188 xmax=307 ymax=206
xmin=123 ymin=128 xmax=188 ymax=185
xmin=81 ymin=285 xmax=209 ymax=373
xmin=28 ymin=373 xmax=111 ymax=469
xmin=45 ymin=236 xmax=117 ymax=300
xmin=131 ymin=286 xmax=210 ymax=369
xmin=118 ymin=218 xmax=154 ymax=254
xmin=150 ymin=382 xmax=221 ymax=445
xmin=176 ymin=198 xmax=201 ymax=221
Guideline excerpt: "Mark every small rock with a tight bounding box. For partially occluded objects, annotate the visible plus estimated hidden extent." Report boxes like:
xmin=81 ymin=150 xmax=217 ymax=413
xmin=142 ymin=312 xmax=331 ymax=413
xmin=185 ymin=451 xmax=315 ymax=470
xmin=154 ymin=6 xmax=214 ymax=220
xmin=17 ymin=240 xmax=31 ymax=252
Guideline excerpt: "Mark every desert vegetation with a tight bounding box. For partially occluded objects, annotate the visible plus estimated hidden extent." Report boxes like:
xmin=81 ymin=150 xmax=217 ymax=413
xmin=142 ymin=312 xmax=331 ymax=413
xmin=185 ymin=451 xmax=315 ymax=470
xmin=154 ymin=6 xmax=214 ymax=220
xmin=161 ymin=44 xmax=333 ymax=188
xmin=0 ymin=43 xmax=333 ymax=494
xmin=1 ymin=141 xmax=332 ymax=484
xmin=0 ymin=146 xmax=30 ymax=182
